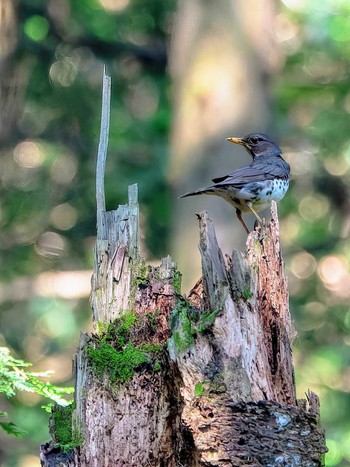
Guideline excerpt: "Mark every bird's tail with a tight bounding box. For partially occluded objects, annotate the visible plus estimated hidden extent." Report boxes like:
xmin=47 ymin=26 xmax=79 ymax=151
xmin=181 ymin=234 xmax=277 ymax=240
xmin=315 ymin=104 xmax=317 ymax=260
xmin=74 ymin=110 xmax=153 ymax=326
xmin=178 ymin=187 xmax=214 ymax=199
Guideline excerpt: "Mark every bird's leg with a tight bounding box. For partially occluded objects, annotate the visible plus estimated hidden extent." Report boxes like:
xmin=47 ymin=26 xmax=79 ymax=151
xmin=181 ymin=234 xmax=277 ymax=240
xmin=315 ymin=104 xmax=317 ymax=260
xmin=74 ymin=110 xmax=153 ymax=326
xmin=236 ymin=209 xmax=250 ymax=234
xmin=246 ymin=202 xmax=263 ymax=223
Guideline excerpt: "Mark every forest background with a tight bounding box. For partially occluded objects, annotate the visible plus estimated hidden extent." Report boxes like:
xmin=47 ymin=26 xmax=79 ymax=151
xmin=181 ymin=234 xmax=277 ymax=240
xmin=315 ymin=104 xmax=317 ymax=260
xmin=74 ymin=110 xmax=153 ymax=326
xmin=0 ymin=0 xmax=350 ymax=465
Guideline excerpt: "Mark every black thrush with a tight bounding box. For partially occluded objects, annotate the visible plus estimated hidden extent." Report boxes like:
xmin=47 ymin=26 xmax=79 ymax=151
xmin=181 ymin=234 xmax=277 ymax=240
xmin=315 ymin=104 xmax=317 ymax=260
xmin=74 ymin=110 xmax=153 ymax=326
xmin=179 ymin=133 xmax=290 ymax=234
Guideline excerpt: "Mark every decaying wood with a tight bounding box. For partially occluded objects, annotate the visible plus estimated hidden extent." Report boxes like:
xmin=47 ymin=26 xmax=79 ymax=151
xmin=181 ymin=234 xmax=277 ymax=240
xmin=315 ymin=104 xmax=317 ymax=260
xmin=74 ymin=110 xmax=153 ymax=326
xmin=90 ymin=183 xmax=139 ymax=322
xmin=179 ymin=205 xmax=295 ymax=405
xmin=41 ymin=195 xmax=326 ymax=466
xmin=168 ymin=205 xmax=326 ymax=465
xmin=95 ymin=65 xmax=111 ymax=241
xmin=73 ymin=203 xmax=191 ymax=465
xmin=40 ymin=70 xmax=326 ymax=466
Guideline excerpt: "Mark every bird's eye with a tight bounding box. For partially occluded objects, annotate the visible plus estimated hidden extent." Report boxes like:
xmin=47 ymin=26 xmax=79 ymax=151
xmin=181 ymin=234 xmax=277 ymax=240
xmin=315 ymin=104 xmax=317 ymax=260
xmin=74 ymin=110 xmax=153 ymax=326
xmin=249 ymin=136 xmax=259 ymax=145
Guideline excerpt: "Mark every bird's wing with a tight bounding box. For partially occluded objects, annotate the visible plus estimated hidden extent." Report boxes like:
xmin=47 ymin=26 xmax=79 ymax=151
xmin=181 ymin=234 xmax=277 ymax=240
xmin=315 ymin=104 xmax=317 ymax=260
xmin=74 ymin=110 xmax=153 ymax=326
xmin=212 ymin=159 xmax=290 ymax=187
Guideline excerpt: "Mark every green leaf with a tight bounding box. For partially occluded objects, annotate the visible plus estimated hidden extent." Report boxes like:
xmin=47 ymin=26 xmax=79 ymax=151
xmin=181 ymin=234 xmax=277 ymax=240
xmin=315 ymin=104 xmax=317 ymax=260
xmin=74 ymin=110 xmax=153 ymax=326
xmin=0 ymin=421 xmax=27 ymax=438
xmin=0 ymin=347 xmax=73 ymax=405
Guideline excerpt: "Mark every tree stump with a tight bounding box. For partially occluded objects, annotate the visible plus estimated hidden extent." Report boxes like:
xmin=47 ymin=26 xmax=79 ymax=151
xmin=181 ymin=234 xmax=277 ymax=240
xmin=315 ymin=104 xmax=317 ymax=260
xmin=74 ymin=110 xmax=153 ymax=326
xmin=40 ymin=71 xmax=326 ymax=466
xmin=40 ymin=188 xmax=326 ymax=466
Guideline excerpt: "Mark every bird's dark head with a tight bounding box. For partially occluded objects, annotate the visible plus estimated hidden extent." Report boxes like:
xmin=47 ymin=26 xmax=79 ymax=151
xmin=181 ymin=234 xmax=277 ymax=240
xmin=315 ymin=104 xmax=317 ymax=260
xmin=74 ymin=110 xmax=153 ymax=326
xmin=226 ymin=133 xmax=281 ymax=158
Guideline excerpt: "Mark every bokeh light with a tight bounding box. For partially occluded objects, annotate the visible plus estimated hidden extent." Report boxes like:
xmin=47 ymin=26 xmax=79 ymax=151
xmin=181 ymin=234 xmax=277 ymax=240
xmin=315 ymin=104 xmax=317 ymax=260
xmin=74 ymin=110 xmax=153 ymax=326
xmin=13 ymin=141 xmax=45 ymax=168
xmin=318 ymin=255 xmax=350 ymax=297
xmin=290 ymin=251 xmax=317 ymax=279
xmin=24 ymin=15 xmax=49 ymax=42
xmin=34 ymin=271 xmax=91 ymax=299
xmin=298 ymin=195 xmax=330 ymax=222
xmin=18 ymin=455 xmax=41 ymax=467
xmin=34 ymin=231 xmax=66 ymax=258
xmin=98 ymin=0 xmax=129 ymax=12
xmin=50 ymin=153 xmax=78 ymax=184
xmin=50 ymin=203 xmax=78 ymax=231
xmin=49 ymin=59 xmax=79 ymax=87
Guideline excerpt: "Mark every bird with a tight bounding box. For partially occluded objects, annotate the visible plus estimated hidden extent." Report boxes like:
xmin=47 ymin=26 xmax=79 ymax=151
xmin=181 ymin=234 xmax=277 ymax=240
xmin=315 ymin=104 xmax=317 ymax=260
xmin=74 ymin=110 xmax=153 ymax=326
xmin=179 ymin=133 xmax=290 ymax=234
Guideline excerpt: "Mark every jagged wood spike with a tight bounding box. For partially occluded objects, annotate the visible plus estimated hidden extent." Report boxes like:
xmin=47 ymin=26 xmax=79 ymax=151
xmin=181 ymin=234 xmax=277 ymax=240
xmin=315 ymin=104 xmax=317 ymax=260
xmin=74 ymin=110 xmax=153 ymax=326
xmin=96 ymin=66 xmax=111 ymax=241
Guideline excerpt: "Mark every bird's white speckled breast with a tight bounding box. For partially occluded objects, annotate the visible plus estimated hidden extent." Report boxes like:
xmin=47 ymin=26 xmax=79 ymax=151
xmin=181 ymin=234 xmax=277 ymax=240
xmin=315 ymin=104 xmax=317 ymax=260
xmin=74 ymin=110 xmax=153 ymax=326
xmin=253 ymin=179 xmax=289 ymax=210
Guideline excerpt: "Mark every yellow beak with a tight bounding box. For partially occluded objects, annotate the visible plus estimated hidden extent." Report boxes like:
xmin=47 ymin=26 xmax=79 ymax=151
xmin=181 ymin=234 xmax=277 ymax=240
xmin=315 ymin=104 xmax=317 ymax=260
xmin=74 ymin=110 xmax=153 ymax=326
xmin=226 ymin=137 xmax=245 ymax=145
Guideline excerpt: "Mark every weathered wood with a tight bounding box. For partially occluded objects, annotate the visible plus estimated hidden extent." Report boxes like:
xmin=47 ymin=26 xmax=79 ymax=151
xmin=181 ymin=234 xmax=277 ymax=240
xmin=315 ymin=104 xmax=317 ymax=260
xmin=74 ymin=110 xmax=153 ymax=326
xmin=40 ymin=70 xmax=326 ymax=466
xmin=73 ymin=186 xmax=195 ymax=466
xmin=90 ymin=184 xmax=140 ymax=322
xmin=96 ymin=66 xmax=111 ymax=240
xmin=191 ymin=202 xmax=295 ymax=404
xmin=41 ymin=195 xmax=326 ymax=466
xmin=90 ymin=69 xmax=140 ymax=322
xmin=181 ymin=398 xmax=325 ymax=466
xmin=167 ymin=203 xmax=326 ymax=465
xmin=170 ymin=204 xmax=295 ymax=405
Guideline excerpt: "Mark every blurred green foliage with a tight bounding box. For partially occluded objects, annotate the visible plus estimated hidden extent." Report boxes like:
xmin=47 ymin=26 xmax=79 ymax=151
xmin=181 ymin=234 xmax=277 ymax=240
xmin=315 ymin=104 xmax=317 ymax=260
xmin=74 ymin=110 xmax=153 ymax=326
xmin=1 ymin=0 xmax=350 ymax=465
xmin=0 ymin=346 xmax=72 ymax=404
xmin=275 ymin=1 xmax=350 ymax=465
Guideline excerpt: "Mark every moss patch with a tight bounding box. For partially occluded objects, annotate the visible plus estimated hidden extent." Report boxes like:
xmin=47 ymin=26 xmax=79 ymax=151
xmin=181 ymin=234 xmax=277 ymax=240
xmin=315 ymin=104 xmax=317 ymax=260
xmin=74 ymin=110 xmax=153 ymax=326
xmin=87 ymin=342 xmax=149 ymax=383
xmin=173 ymin=307 xmax=194 ymax=351
xmin=51 ymin=404 xmax=82 ymax=453
xmin=173 ymin=270 xmax=182 ymax=294
xmin=170 ymin=300 xmax=219 ymax=352
xmin=197 ymin=310 xmax=219 ymax=333
xmin=194 ymin=382 xmax=205 ymax=397
xmin=242 ymin=286 xmax=253 ymax=300
xmin=88 ymin=312 xmax=163 ymax=384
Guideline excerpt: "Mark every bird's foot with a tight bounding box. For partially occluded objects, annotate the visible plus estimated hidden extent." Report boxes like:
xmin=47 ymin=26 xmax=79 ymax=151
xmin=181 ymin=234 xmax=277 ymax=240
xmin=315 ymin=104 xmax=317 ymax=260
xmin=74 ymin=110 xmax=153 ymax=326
xmin=254 ymin=217 xmax=267 ymax=241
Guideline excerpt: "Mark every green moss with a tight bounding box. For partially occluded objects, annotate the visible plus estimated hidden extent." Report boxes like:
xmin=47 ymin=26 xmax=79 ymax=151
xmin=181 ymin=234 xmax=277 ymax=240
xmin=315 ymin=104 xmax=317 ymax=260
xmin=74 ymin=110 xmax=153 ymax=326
xmin=170 ymin=300 xmax=220 ymax=352
xmin=140 ymin=343 xmax=163 ymax=353
xmin=88 ymin=312 xmax=162 ymax=383
xmin=242 ymin=286 xmax=253 ymax=300
xmin=52 ymin=405 xmax=73 ymax=445
xmin=173 ymin=329 xmax=193 ymax=352
xmin=171 ymin=304 xmax=195 ymax=352
xmin=193 ymin=379 xmax=227 ymax=398
xmin=173 ymin=270 xmax=182 ymax=294
xmin=88 ymin=342 xmax=148 ymax=383
xmin=194 ymin=382 xmax=204 ymax=397
xmin=51 ymin=404 xmax=83 ymax=453
xmin=62 ymin=429 xmax=84 ymax=454
xmin=197 ymin=309 xmax=219 ymax=333
xmin=96 ymin=321 xmax=108 ymax=335
xmin=101 ymin=311 xmax=139 ymax=347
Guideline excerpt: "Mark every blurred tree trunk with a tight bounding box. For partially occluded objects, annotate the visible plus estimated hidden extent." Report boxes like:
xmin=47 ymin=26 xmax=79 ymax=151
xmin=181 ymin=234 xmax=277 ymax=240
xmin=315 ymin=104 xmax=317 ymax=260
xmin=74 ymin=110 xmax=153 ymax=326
xmin=0 ymin=0 xmax=27 ymax=144
xmin=40 ymin=188 xmax=327 ymax=465
xmin=169 ymin=0 xmax=283 ymax=287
